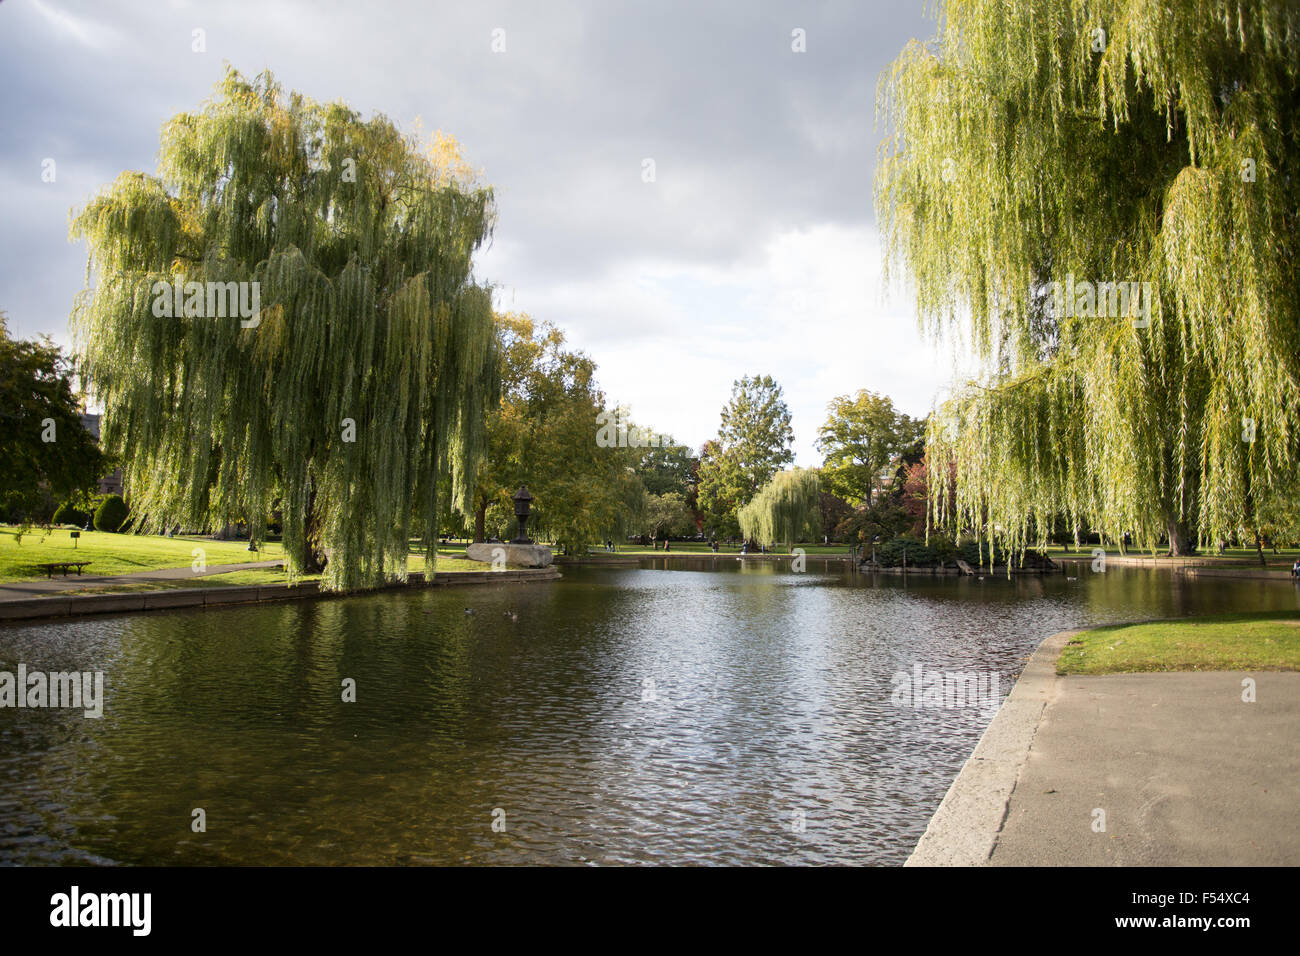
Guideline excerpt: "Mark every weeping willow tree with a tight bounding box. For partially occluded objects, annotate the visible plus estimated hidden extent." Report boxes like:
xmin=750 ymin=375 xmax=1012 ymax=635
xmin=70 ymin=69 xmax=499 ymax=590
xmin=738 ymin=468 xmax=821 ymax=551
xmin=877 ymin=1 xmax=1300 ymax=558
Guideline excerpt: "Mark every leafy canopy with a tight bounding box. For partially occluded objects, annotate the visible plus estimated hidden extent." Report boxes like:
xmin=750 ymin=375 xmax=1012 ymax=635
xmin=816 ymin=389 xmax=924 ymax=505
xmin=70 ymin=69 xmax=499 ymax=589
xmin=877 ymin=0 xmax=1300 ymax=556
xmin=738 ymin=468 xmax=821 ymax=550
xmin=471 ymin=313 xmax=638 ymax=553
xmin=697 ymin=374 xmax=794 ymax=535
xmin=0 ymin=313 xmax=106 ymax=521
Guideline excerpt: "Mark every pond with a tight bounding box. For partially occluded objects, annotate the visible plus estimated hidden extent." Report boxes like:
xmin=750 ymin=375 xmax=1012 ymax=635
xmin=1 ymin=558 xmax=1294 ymax=866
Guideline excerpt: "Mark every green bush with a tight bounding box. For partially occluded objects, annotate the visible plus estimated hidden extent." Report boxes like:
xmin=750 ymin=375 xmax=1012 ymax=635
xmin=52 ymin=502 xmax=89 ymax=527
xmin=874 ymin=533 xmax=997 ymax=568
xmin=877 ymin=534 xmax=943 ymax=567
xmin=93 ymin=494 xmax=130 ymax=533
xmin=957 ymin=539 xmax=1015 ymax=568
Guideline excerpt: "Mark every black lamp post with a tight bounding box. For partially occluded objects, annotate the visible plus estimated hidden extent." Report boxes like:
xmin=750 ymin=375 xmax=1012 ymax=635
xmin=511 ymin=486 xmax=534 ymax=544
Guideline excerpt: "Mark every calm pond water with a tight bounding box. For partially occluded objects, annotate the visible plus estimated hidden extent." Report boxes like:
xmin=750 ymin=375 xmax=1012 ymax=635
xmin=1 ymin=559 xmax=1295 ymax=866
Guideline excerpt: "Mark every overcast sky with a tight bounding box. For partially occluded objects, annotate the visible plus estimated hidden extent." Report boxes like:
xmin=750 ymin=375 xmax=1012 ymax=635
xmin=0 ymin=0 xmax=968 ymax=465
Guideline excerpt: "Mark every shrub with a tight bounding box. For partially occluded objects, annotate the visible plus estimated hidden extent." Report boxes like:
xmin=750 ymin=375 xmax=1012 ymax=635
xmin=877 ymin=534 xmax=942 ymax=567
xmin=93 ymin=494 xmax=130 ymax=533
xmin=958 ymin=539 xmax=1014 ymax=568
xmin=52 ymin=502 xmax=89 ymax=527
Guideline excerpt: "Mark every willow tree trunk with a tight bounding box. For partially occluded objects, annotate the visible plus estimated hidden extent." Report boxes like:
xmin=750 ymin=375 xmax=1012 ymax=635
xmin=1244 ymin=473 xmax=1267 ymax=566
xmin=302 ymin=489 xmax=327 ymax=574
xmin=1166 ymin=519 xmax=1197 ymax=558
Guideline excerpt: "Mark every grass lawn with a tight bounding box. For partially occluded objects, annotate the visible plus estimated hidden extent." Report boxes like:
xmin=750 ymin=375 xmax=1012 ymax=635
xmin=0 ymin=525 xmax=285 ymax=583
xmin=20 ymin=551 xmax=499 ymax=596
xmin=40 ymin=567 xmax=314 ymax=595
xmin=1057 ymin=611 xmax=1300 ymax=674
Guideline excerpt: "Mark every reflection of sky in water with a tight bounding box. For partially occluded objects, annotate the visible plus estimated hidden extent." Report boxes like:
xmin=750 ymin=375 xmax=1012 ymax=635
xmin=0 ymin=563 xmax=1293 ymax=865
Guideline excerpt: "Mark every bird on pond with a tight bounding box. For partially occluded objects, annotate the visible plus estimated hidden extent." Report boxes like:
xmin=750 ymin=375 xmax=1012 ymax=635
xmin=504 ymin=611 xmax=518 ymax=622
xmin=465 ymin=608 xmax=477 ymax=616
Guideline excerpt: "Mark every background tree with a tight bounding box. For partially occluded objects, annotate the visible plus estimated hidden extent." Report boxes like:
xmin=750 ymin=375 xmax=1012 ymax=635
xmin=877 ymin=0 xmax=1300 ymax=557
xmin=70 ymin=70 xmax=498 ymax=589
xmin=635 ymin=439 xmax=697 ymax=499
xmin=0 ymin=313 xmax=105 ymax=525
xmin=697 ymin=374 xmax=794 ymax=534
xmin=470 ymin=313 xmax=632 ymax=554
xmin=737 ymin=468 xmax=821 ymax=551
xmin=642 ymin=491 xmax=694 ymax=544
xmin=816 ymin=389 xmax=925 ymax=505
xmin=818 ymin=489 xmax=852 ymax=542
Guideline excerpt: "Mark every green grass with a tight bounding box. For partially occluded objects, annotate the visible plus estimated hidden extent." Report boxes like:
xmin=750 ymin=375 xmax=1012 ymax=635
xmin=1056 ymin=611 xmax=1300 ymax=674
xmin=0 ymin=525 xmax=285 ymax=583
xmin=23 ymin=552 xmax=501 ymax=596
xmin=41 ymin=566 xmax=317 ymax=595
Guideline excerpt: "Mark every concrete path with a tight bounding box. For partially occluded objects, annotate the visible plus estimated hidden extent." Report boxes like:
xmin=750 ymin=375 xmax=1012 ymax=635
xmin=990 ymin=670 xmax=1300 ymax=865
xmin=908 ymin=630 xmax=1300 ymax=866
xmin=0 ymin=560 xmax=284 ymax=600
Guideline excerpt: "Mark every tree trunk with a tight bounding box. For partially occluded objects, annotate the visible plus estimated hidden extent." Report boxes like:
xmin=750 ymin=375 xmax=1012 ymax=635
xmin=1255 ymin=531 xmax=1267 ymax=567
xmin=473 ymin=499 xmax=486 ymax=543
xmin=1165 ymin=519 xmax=1197 ymax=557
xmin=301 ymin=488 xmax=327 ymax=574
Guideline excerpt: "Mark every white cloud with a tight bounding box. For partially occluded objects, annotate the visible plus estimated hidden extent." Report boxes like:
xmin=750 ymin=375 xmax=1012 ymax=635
xmin=480 ymin=223 xmax=971 ymax=467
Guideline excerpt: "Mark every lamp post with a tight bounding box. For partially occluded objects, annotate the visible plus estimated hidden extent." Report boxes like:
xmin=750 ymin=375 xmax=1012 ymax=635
xmin=511 ymin=486 xmax=534 ymax=544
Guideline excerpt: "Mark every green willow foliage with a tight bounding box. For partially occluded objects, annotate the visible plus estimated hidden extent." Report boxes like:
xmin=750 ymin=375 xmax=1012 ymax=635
xmin=738 ymin=468 xmax=821 ymax=550
xmin=877 ymin=0 xmax=1300 ymax=555
xmin=70 ymin=69 xmax=499 ymax=590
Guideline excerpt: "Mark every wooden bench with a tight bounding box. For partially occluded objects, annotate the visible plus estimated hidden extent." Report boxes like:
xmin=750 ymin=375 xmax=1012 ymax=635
xmin=37 ymin=561 xmax=93 ymax=578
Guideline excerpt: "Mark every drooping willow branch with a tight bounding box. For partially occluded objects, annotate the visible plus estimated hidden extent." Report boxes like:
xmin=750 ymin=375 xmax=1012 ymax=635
xmin=877 ymin=0 xmax=1300 ymax=557
xmin=70 ymin=68 xmax=501 ymax=591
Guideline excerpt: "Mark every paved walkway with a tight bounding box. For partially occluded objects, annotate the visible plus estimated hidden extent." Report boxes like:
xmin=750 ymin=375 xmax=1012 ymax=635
xmin=0 ymin=560 xmax=284 ymax=601
xmin=908 ymin=630 xmax=1300 ymax=866
xmin=990 ymin=670 xmax=1300 ymax=865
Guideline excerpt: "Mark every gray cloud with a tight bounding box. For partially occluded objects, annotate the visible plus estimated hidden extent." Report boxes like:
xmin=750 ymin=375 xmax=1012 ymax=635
xmin=1 ymin=0 xmax=930 ymax=329
xmin=0 ymin=0 xmax=940 ymax=460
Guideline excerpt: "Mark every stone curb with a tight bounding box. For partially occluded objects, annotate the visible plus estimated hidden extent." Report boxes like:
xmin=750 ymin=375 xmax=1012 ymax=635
xmin=904 ymin=628 xmax=1077 ymax=866
xmin=0 ymin=568 xmax=561 ymax=624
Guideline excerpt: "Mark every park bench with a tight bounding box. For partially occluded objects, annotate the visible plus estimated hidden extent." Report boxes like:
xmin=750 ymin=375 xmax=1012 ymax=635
xmin=36 ymin=561 xmax=93 ymax=579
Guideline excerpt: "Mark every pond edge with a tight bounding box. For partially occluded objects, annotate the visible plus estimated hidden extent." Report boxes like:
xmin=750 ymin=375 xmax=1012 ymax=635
xmin=904 ymin=628 xmax=1077 ymax=867
xmin=0 ymin=567 xmax=562 ymax=624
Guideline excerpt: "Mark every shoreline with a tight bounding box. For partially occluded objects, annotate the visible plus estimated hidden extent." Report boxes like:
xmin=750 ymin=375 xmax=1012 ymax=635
xmin=0 ymin=567 xmax=562 ymax=624
xmin=905 ymin=628 xmax=1076 ymax=866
